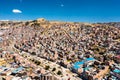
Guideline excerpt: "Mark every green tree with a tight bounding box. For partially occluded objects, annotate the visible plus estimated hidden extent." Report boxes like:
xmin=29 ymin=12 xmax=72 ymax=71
xmin=57 ymin=70 xmax=62 ymax=75
xmin=45 ymin=65 xmax=50 ymax=70
xmin=52 ymin=68 xmax=56 ymax=72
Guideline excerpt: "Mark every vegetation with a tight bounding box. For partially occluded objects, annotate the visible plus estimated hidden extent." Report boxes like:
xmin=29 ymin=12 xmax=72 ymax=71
xmin=45 ymin=65 xmax=50 ymax=70
xmin=34 ymin=60 xmax=41 ymax=65
xmin=31 ymin=52 xmax=36 ymax=55
xmin=52 ymin=68 xmax=56 ymax=72
xmin=57 ymin=70 xmax=62 ymax=75
xmin=37 ymin=61 xmax=41 ymax=65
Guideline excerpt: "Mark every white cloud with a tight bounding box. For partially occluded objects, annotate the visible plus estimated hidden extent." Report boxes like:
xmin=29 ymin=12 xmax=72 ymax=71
xmin=12 ymin=9 xmax=22 ymax=14
xmin=61 ymin=4 xmax=64 ymax=7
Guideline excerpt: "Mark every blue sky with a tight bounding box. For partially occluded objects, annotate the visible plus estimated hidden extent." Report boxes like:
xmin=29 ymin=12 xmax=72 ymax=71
xmin=0 ymin=0 xmax=120 ymax=22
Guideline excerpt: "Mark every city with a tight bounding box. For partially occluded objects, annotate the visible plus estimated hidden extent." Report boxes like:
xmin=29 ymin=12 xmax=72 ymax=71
xmin=1 ymin=0 xmax=120 ymax=80
xmin=0 ymin=18 xmax=120 ymax=80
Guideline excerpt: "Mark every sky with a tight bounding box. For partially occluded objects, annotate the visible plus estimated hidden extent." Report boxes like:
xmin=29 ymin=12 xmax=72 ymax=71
xmin=0 ymin=0 xmax=120 ymax=22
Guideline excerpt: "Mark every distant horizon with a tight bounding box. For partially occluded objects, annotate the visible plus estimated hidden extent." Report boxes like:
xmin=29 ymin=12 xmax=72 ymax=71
xmin=1 ymin=18 xmax=120 ymax=23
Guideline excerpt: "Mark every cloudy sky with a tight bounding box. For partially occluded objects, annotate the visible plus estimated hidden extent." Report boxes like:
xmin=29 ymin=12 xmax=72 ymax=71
xmin=0 ymin=0 xmax=120 ymax=22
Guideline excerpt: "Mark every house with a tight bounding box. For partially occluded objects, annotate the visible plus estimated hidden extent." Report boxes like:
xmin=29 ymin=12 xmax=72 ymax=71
xmin=114 ymin=55 xmax=120 ymax=63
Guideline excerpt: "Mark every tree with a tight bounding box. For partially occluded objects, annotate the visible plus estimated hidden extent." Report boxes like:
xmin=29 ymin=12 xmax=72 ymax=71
xmin=99 ymin=52 xmax=104 ymax=55
xmin=35 ymin=61 xmax=41 ymax=65
xmin=88 ymin=75 xmax=93 ymax=80
xmin=52 ymin=68 xmax=56 ymax=72
xmin=94 ymin=61 xmax=100 ymax=65
xmin=31 ymin=52 xmax=36 ymax=55
xmin=57 ymin=70 xmax=62 ymax=75
xmin=45 ymin=65 xmax=50 ymax=70
xmin=13 ymin=56 xmax=16 ymax=62
xmin=25 ymin=21 xmax=29 ymax=26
